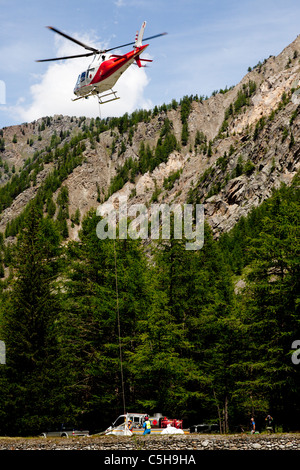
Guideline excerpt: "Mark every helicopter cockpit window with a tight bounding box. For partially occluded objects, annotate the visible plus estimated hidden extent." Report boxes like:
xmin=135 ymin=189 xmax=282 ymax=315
xmin=80 ymin=71 xmax=86 ymax=82
xmin=74 ymin=75 xmax=81 ymax=91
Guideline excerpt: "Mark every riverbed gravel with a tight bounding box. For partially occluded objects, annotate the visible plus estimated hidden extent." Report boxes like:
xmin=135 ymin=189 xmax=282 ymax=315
xmin=0 ymin=433 xmax=300 ymax=451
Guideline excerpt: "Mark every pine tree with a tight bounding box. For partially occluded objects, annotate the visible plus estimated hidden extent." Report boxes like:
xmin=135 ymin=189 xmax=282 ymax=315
xmin=188 ymin=224 xmax=237 ymax=430
xmin=0 ymin=204 xmax=61 ymax=434
xmin=235 ymin=183 xmax=300 ymax=428
xmin=131 ymin=223 xmax=235 ymax=424
xmin=58 ymin=210 xmax=151 ymax=428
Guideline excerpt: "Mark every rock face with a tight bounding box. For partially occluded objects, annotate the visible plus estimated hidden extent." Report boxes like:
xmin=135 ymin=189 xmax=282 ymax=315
xmin=0 ymin=35 xmax=300 ymax=240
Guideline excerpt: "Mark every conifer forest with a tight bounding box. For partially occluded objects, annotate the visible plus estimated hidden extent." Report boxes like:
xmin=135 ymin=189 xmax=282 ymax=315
xmin=0 ymin=169 xmax=299 ymax=435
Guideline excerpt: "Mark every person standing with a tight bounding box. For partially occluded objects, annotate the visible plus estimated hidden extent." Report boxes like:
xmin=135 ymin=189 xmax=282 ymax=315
xmin=265 ymin=414 xmax=274 ymax=432
xmin=143 ymin=416 xmax=151 ymax=435
xmin=250 ymin=417 xmax=256 ymax=434
xmin=128 ymin=419 xmax=134 ymax=431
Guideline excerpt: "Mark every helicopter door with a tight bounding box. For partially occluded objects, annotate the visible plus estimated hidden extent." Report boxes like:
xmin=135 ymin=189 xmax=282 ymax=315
xmin=87 ymin=67 xmax=95 ymax=83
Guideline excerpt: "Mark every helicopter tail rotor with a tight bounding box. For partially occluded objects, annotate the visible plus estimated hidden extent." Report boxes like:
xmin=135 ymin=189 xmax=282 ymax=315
xmin=135 ymin=21 xmax=147 ymax=48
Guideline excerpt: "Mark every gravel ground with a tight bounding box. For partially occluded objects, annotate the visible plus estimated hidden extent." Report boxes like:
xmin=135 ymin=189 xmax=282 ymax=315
xmin=0 ymin=433 xmax=300 ymax=451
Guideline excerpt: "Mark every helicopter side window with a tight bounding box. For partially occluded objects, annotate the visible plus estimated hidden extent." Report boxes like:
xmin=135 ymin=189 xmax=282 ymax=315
xmin=80 ymin=71 xmax=86 ymax=82
xmin=87 ymin=67 xmax=95 ymax=79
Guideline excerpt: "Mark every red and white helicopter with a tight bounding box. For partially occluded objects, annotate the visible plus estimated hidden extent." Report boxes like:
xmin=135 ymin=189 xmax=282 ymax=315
xmin=36 ymin=21 xmax=167 ymax=104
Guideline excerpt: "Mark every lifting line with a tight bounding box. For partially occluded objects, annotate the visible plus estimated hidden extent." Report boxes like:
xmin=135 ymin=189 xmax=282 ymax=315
xmin=98 ymin=96 xmax=101 ymax=121
xmin=113 ymin=240 xmax=126 ymax=416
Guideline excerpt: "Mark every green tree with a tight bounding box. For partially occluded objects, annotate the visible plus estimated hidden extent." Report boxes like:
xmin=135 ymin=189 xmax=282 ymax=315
xmin=46 ymin=196 xmax=56 ymax=218
xmin=56 ymin=186 xmax=69 ymax=238
xmin=58 ymin=211 xmax=151 ymax=429
xmin=181 ymin=122 xmax=189 ymax=146
xmin=131 ymin=222 xmax=235 ymax=426
xmin=0 ymin=204 xmax=61 ymax=435
xmin=234 ymin=183 xmax=300 ymax=428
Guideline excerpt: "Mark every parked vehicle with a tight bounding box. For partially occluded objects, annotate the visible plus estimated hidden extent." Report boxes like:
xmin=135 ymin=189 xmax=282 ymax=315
xmin=189 ymin=423 xmax=219 ymax=433
xmin=104 ymin=412 xmax=185 ymax=435
xmin=40 ymin=423 xmax=89 ymax=438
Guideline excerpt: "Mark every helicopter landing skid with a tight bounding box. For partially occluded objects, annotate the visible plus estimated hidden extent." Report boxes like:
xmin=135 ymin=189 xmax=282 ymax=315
xmin=72 ymin=89 xmax=120 ymax=104
xmin=97 ymin=90 xmax=120 ymax=104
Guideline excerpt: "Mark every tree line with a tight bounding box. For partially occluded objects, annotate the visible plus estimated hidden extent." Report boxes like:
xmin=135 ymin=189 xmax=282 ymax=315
xmin=0 ymin=174 xmax=299 ymax=436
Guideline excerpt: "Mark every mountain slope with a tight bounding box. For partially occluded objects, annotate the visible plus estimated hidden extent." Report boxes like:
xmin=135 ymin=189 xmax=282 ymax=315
xmin=0 ymin=34 xmax=299 ymax=241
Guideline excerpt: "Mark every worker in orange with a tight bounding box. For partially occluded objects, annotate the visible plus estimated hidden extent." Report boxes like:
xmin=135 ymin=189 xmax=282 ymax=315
xmin=128 ymin=419 xmax=134 ymax=431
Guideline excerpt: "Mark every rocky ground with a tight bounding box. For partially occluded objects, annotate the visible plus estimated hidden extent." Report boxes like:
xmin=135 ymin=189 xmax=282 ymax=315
xmin=0 ymin=433 xmax=299 ymax=451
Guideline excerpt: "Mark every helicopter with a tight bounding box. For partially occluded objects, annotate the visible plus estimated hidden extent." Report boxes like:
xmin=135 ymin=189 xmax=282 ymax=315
xmin=36 ymin=21 xmax=167 ymax=104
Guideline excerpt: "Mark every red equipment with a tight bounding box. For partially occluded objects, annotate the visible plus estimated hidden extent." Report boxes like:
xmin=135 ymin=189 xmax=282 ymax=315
xmin=161 ymin=416 xmax=183 ymax=429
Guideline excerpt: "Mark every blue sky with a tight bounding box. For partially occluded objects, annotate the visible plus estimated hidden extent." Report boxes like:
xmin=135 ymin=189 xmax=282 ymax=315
xmin=0 ymin=0 xmax=300 ymax=128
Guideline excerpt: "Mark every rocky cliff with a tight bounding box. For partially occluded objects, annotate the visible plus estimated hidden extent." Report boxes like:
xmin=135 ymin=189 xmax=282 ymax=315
xmin=0 ymin=34 xmax=299 ymax=241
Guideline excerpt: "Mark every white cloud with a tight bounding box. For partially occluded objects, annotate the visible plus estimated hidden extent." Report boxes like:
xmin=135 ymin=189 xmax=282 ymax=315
xmin=114 ymin=0 xmax=125 ymax=6
xmin=9 ymin=32 xmax=152 ymax=123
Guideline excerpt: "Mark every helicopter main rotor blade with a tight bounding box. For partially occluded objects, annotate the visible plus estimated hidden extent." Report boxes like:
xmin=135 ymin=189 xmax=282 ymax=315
xmin=103 ymin=32 xmax=168 ymax=53
xmin=36 ymin=52 xmax=95 ymax=62
xmin=143 ymin=32 xmax=168 ymax=41
xmin=36 ymin=28 xmax=168 ymax=61
xmin=47 ymin=26 xmax=99 ymax=52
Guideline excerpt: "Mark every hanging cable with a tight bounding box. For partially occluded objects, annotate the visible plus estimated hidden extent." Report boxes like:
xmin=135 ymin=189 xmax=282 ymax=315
xmin=114 ymin=239 xmax=126 ymax=416
xmin=97 ymin=95 xmax=102 ymax=121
